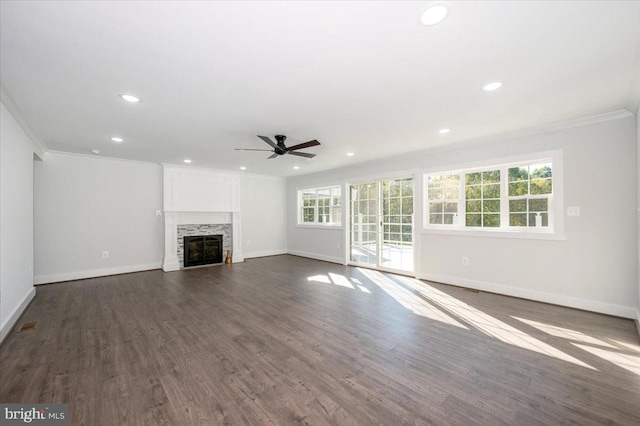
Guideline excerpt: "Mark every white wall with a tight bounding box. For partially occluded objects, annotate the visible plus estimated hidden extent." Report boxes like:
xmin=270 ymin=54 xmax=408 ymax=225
xmin=287 ymin=226 xmax=344 ymax=264
xmin=34 ymin=153 xmax=164 ymax=283
xmin=0 ymin=102 xmax=38 ymax=342
xmin=34 ymin=153 xmax=287 ymax=282
xmin=240 ymin=174 xmax=287 ymax=258
xmin=637 ymin=104 xmax=640 ymax=328
xmin=288 ymin=114 xmax=638 ymax=318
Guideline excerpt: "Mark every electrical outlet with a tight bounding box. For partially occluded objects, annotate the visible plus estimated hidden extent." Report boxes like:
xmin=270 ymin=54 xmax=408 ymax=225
xmin=336 ymin=242 xmax=341 ymax=249
xmin=155 ymin=210 xmax=162 ymax=216
xmin=102 ymin=251 xmax=109 ymax=259
xmin=567 ymin=206 xmax=581 ymax=217
xmin=246 ymin=240 xmax=251 ymax=247
xmin=462 ymin=256 xmax=469 ymax=266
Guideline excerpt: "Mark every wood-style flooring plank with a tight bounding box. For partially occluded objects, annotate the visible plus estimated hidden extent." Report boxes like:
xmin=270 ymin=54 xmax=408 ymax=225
xmin=1 ymin=255 xmax=639 ymax=425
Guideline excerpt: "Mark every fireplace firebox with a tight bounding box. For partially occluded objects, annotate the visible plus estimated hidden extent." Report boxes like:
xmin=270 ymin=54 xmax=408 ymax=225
xmin=183 ymin=235 xmax=223 ymax=267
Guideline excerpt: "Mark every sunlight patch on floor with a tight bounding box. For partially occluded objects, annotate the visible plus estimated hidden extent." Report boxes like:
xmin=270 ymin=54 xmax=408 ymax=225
xmin=307 ymin=274 xmax=370 ymax=293
xmin=609 ymin=339 xmax=640 ymax=354
xmin=514 ymin=317 xmax=640 ymax=376
xmin=572 ymin=343 xmax=640 ymax=376
xmin=307 ymin=275 xmax=331 ymax=284
xmin=329 ymin=273 xmax=355 ymax=289
xmin=388 ymin=274 xmax=596 ymax=370
xmin=357 ymin=268 xmax=467 ymax=329
xmin=350 ymin=277 xmax=372 ymax=293
xmin=513 ymin=317 xmax=618 ymax=349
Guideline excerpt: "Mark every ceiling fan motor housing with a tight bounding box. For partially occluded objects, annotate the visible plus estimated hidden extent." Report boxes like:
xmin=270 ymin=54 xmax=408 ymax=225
xmin=275 ymin=135 xmax=287 ymax=154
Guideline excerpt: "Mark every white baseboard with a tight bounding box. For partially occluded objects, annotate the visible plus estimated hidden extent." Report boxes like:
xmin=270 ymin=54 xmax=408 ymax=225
xmin=34 ymin=262 xmax=162 ymax=285
xmin=635 ymin=309 xmax=640 ymax=342
xmin=162 ymin=256 xmax=180 ymax=272
xmin=0 ymin=287 xmax=36 ymax=345
xmin=244 ymin=249 xmax=287 ymax=259
xmin=287 ymin=250 xmax=343 ymax=265
xmin=418 ymin=272 xmax=637 ymax=319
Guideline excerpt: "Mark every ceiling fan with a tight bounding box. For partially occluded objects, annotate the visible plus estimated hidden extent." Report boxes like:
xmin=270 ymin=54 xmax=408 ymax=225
xmin=235 ymin=135 xmax=320 ymax=159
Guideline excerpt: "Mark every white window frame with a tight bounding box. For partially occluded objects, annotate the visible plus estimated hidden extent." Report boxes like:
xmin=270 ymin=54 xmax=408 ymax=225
xmin=461 ymin=168 xmax=502 ymax=229
xmin=422 ymin=150 xmax=565 ymax=240
xmin=506 ymin=162 xmax=553 ymax=229
xmin=297 ymin=185 xmax=342 ymax=227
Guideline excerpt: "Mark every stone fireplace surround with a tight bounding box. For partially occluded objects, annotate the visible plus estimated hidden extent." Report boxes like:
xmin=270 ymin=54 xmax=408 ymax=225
xmin=177 ymin=224 xmax=231 ymax=268
xmin=162 ymin=212 xmax=243 ymax=271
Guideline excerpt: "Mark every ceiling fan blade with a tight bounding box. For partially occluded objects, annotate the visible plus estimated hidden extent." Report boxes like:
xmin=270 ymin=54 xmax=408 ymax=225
xmin=286 ymin=140 xmax=321 ymax=151
xmin=267 ymin=153 xmax=279 ymax=159
xmin=235 ymin=148 xmax=273 ymax=151
xmin=288 ymin=151 xmax=316 ymax=158
xmin=257 ymin=135 xmax=279 ymax=150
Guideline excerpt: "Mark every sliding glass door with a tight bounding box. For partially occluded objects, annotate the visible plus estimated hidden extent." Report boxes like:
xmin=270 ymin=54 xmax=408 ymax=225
xmin=380 ymin=178 xmax=413 ymax=271
xmin=349 ymin=177 xmax=413 ymax=273
xmin=349 ymin=183 xmax=378 ymax=267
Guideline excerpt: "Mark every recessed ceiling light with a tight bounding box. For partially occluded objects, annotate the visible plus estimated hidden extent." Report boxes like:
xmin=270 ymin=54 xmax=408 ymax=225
xmin=119 ymin=94 xmax=141 ymax=103
xmin=346 ymin=152 xmax=355 ymax=157
xmin=293 ymin=166 xmax=300 ymax=170
xmin=240 ymin=166 xmax=246 ymax=170
xmin=183 ymin=159 xmax=192 ymax=164
xmin=91 ymin=149 xmax=101 ymax=155
xmin=483 ymin=82 xmax=502 ymax=91
xmin=439 ymin=128 xmax=450 ymax=134
xmin=110 ymin=137 xmax=124 ymax=143
xmin=419 ymin=2 xmax=450 ymax=26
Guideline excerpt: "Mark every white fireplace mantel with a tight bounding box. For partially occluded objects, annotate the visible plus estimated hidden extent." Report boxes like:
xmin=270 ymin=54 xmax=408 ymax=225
xmin=161 ymin=165 xmax=244 ymax=271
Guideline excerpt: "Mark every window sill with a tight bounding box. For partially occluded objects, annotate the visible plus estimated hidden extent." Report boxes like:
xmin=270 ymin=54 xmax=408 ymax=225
xmin=421 ymin=227 xmax=566 ymax=241
xmin=296 ymin=223 xmax=344 ymax=230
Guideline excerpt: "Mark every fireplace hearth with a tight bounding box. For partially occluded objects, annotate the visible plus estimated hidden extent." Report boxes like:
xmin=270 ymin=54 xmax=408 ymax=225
xmin=183 ymin=235 xmax=223 ymax=267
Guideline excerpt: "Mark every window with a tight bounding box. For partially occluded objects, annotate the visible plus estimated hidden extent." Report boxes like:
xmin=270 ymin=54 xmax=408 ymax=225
xmin=298 ymin=186 xmax=342 ymax=226
xmin=427 ymin=174 xmax=460 ymax=225
xmin=508 ymin=163 xmax=552 ymax=227
xmin=381 ymin=178 xmax=414 ymax=245
xmin=425 ymin=157 xmax=555 ymax=234
xmin=465 ymin=170 xmax=500 ymax=228
xmin=301 ymin=190 xmax=316 ymax=223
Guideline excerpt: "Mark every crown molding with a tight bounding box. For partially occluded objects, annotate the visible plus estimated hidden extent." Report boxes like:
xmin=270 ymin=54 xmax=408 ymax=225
xmin=425 ymin=109 xmax=634 ymax=156
xmin=0 ymin=82 xmax=47 ymax=158
xmin=160 ymin=162 xmax=286 ymax=180
xmin=46 ymin=150 xmax=161 ymax=167
xmin=288 ymin=109 xmax=634 ymax=182
xmin=39 ymin=152 xmax=283 ymax=181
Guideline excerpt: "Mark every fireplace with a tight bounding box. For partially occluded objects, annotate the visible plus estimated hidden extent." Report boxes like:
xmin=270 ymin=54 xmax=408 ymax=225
xmin=183 ymin=235 xmax=223 ymax=267
xmin=162 ymin=211 xmax=243 ymax=272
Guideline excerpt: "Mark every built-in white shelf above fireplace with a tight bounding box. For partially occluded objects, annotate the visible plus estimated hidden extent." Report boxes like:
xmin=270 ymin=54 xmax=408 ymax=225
xmin=161 ymin=164 xmax=243 ymax=271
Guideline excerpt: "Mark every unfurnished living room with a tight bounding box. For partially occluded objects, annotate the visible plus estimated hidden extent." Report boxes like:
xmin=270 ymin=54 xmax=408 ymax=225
xmin=1 ymin=1 xmax=640 ymax=425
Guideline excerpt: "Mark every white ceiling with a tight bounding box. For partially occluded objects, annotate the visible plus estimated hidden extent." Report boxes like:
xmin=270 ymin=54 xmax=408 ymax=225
xmin=1 ymin=1 xmax=639 ymax=177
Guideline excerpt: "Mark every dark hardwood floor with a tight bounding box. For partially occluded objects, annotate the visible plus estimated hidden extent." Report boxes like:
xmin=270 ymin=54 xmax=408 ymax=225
xmin=1 ymin=255 xmax=639 ymax=425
